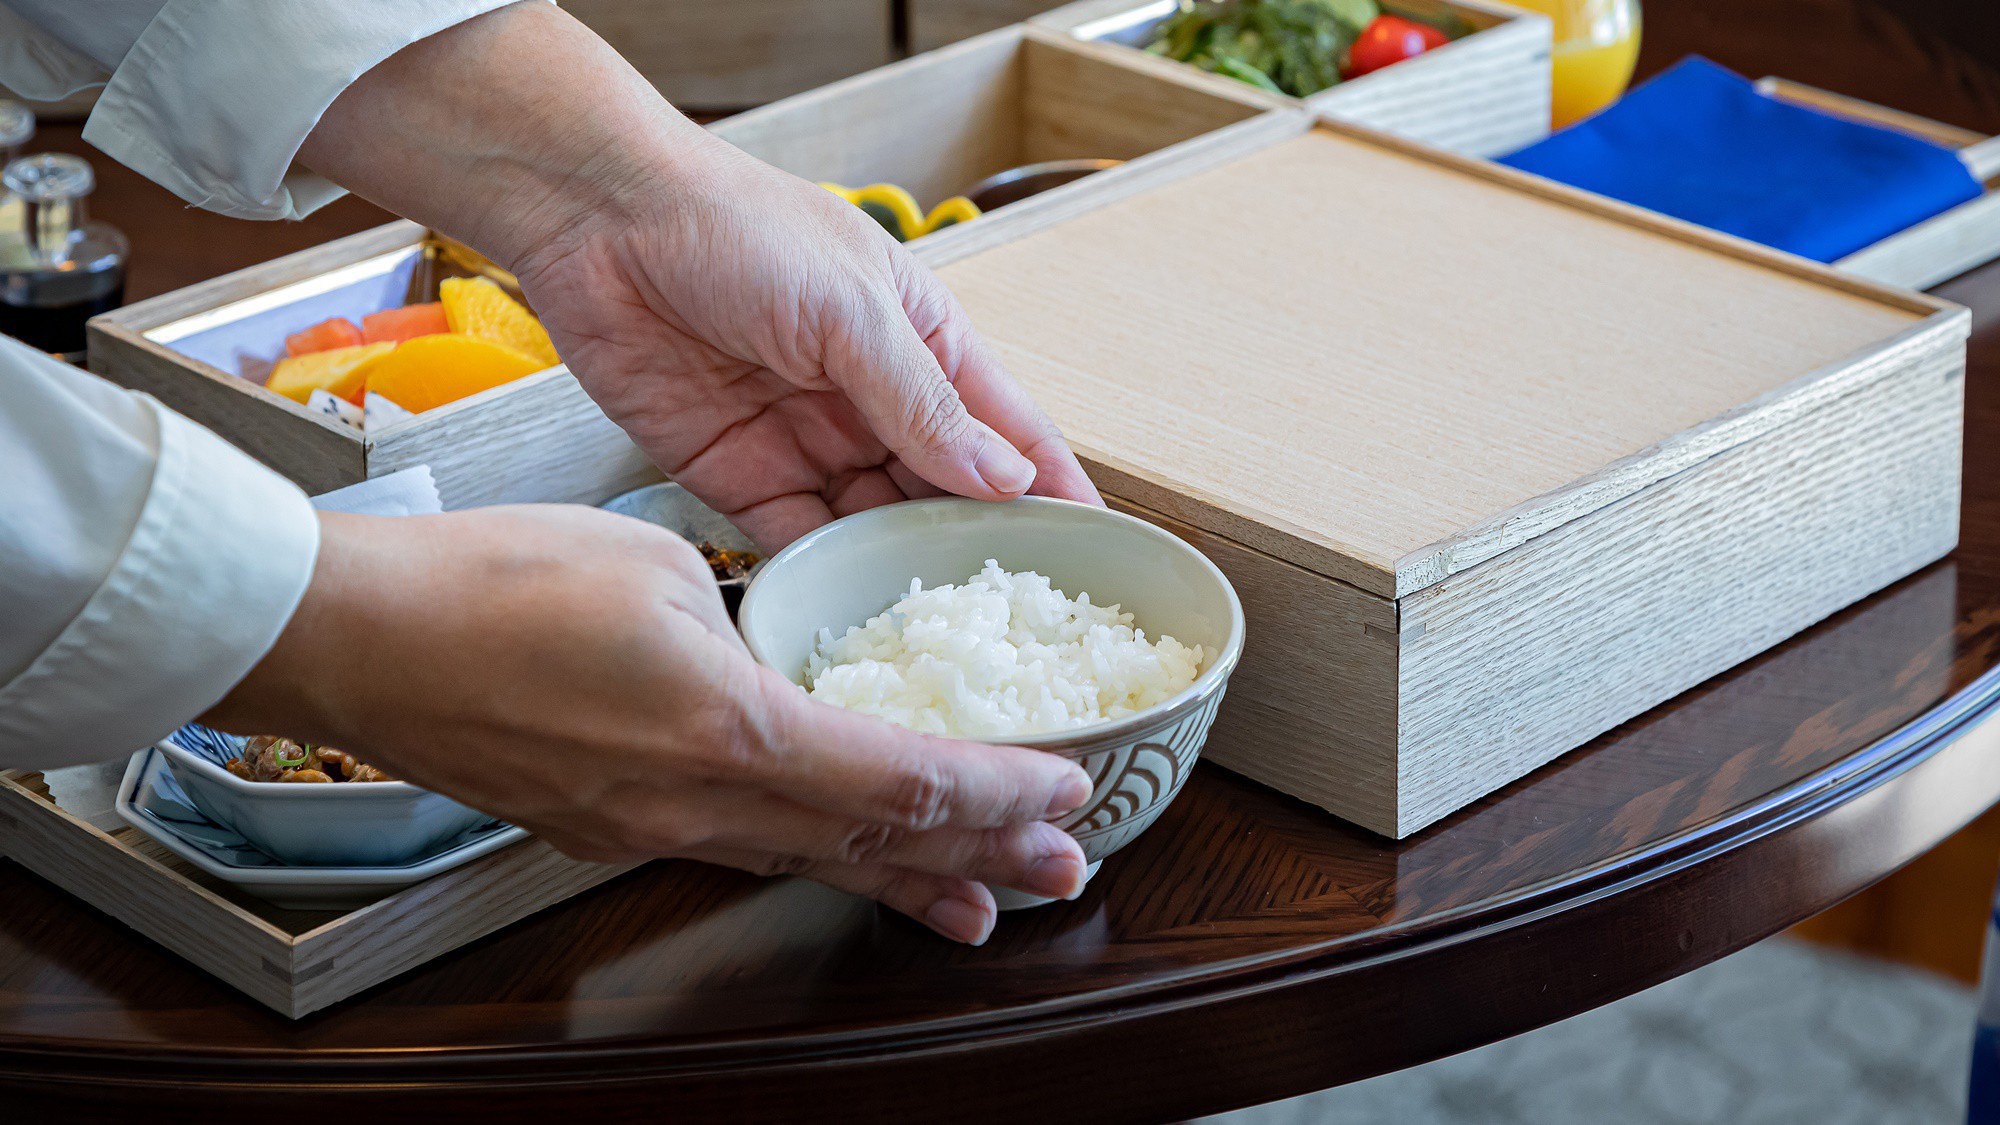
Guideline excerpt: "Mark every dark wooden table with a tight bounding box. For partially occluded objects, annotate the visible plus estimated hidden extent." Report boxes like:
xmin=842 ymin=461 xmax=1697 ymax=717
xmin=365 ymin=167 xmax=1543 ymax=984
xmin=6 ymin=2 xmax=2000 ymax=1121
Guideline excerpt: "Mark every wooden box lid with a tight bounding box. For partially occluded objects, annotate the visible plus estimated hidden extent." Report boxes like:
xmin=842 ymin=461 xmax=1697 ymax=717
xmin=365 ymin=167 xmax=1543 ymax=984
xmin=936 ymin=125 xmax=1961 ymax=599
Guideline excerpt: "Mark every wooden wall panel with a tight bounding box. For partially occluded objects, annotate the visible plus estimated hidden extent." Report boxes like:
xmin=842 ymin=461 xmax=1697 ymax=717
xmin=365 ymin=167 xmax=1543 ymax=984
xmin=563 ymin=0 xmax=897 ymax=109
xmin=910 ymin=0 xmax=1065 ymax=53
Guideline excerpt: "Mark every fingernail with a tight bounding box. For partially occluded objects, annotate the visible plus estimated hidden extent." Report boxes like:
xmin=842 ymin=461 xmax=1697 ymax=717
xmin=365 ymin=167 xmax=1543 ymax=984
xmin=1023 ymin=854 xmax=1086 ymax=900
xmin=925 ymin=895 xmax=993 ymax=945
xmin=974 ymin=441 xmax=1035 ymax=495
xmin=1044 ymin=770 xmax=1092 ymax=819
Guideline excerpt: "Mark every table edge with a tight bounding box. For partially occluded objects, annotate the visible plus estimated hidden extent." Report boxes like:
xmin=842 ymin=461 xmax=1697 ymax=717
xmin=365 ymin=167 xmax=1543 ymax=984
xmin=3 ymin=659 xmax=1995 ymax=1091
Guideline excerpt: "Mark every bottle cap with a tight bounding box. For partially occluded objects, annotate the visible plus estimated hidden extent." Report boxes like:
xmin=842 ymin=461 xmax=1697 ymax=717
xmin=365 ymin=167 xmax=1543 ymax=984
xmin=0 ymin=101 xmax=33 ymax=150
xmin=4 ymin=152 xmax=93 ymax=202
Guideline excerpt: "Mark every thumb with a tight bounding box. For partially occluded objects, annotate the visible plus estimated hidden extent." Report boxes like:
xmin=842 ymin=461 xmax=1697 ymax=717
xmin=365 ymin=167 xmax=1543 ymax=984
xmin=826 ymin=300 xmax=1037 ymax=500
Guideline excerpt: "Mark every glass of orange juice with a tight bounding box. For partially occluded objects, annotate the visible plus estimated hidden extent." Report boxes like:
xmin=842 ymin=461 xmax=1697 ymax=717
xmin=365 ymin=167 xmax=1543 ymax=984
xmin=1504 ymin=0 xmax=1642 ymax=128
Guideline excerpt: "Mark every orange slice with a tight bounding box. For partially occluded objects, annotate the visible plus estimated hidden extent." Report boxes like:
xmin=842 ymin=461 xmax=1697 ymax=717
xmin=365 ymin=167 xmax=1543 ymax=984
xmin=439 ymin=276 xmax=559 ymax=368
xmin=355 ymin=333 xmax=545 ymax=414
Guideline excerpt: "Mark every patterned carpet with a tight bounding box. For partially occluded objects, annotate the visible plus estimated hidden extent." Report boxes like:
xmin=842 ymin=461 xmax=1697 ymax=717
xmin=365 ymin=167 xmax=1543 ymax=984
xmin=1206 ymin=938 xmax=1976 ymax=1125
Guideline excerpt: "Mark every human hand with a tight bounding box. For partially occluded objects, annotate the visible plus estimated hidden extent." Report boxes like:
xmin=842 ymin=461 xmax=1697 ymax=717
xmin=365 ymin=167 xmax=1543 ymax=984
xmin=511 ymin=142 xmax=1103 ymax=549
xmin=299 ymin=2 xmax=1102 ymax=552
xmin=204 ymin=508 xmax=1095 ymax=944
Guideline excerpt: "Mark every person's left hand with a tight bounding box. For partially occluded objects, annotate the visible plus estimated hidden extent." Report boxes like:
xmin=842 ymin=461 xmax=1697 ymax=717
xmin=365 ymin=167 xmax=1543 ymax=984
xmin=507 ymin=140 xmax=1101 ymax=550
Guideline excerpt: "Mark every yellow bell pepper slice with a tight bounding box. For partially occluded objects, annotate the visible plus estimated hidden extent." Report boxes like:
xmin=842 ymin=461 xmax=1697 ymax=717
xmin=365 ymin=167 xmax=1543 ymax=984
xmin=820 ymin=182 xmax=981 ymax=242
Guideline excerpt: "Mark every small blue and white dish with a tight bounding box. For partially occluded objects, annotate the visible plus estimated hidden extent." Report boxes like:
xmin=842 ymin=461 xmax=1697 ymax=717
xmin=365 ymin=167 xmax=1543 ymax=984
xmin=117 ymin=744 xmax=526 ymax=910
xmin=151 ymin=724 xmax=495 ymax=867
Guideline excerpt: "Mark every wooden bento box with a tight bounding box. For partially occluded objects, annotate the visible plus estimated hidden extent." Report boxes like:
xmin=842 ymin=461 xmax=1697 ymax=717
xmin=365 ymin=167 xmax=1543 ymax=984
xmin=1033 ymin=0 xmax=1553 ymax=158
xmin=708 ymin=23 xmax=1295 ymax=253
xmin=910 ymin=113 xmax=1966 ymax=838
xmin=85 ymin=221 xmax=661 ymax=510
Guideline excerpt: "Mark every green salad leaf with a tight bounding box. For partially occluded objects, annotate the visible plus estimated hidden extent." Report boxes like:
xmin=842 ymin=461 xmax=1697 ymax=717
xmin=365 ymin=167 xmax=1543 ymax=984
xmin=1147 ymin=0 xmax=1381 ymax=98
xmin=1300 ymin=0 xmax=1382 ymax=32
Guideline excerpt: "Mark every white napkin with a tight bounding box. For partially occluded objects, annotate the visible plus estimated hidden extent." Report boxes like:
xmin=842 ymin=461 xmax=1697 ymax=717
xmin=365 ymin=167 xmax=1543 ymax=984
xmin=310 ymin=465 xmax=443 ymax=516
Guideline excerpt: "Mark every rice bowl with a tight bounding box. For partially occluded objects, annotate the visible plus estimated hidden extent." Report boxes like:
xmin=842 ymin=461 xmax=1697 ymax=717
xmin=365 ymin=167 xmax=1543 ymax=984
xmin=735 ymin=497 xmax=1246 ymax=908
xmin=806 ymin=560 xmax=1207 ymax=738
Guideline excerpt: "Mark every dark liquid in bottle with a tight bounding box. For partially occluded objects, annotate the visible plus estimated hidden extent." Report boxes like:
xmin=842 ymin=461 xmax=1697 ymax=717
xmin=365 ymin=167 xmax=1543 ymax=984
xmin=0 ymin=160 xmax=131 ymax=361
xmin=0 ymin=282 xmax=123 ymax=356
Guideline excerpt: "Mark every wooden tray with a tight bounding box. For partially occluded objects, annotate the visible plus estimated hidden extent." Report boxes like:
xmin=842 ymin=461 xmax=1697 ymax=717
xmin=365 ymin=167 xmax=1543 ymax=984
xmin=1758 ymin=78 xmax=2000 ymax=291
xmin=84 ymin=221 xmax=662 ymax=508
xmin=0 ymin=763 xmax=636 ymax=1018
xmin=1034 ymin=0 xmax=1553 ymax=158
xmin=921 ymin=112 xmax=1966 ymax=837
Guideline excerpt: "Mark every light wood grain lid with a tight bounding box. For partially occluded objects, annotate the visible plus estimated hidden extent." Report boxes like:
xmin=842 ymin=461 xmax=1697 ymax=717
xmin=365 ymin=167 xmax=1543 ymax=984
xmin=938 ymin=126 xmax=1949 ymax=598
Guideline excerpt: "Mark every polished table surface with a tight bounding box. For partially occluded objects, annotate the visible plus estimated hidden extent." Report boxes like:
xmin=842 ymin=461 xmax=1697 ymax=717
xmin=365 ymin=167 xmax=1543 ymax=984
xmin=6 ymin=1 xmax=2000 ymax=1121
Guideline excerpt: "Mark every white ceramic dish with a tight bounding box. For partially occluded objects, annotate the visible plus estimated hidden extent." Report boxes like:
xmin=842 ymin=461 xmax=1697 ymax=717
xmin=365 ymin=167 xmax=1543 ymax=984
xmin=736 ymin=496 xmax=1246 ymax=908
xmin=156 ymin=725 xmax=493 ymax=867
xmin=116 ymin=745 xmax=527 ymax=910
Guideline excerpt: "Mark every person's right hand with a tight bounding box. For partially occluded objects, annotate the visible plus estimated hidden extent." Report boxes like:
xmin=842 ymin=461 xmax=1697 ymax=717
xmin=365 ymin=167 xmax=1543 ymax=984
xmin=203 ymin=506 xmax=1094 ymax=944
xmin=295 ymin=2 xmax=1103 ymax=555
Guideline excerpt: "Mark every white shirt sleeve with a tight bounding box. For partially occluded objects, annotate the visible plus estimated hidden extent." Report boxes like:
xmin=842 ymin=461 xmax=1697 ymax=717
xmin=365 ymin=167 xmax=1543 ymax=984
xmin=0 ymin=0 xmax=529 ymax=221
xmin=0 ymin=1 xmax=547 ymax=768
xmin=0 ymin=338 xmax=320 ymax=769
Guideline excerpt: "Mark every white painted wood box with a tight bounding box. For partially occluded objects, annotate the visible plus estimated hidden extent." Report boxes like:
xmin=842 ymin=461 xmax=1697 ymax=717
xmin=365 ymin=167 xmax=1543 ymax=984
xmin=84 ymin=222 xmax=662 ymax=511
xmin=1034 ymin=0 xmax=1553 ymax=158
xmin=917 ymin=114 xmax=1967 ymax=838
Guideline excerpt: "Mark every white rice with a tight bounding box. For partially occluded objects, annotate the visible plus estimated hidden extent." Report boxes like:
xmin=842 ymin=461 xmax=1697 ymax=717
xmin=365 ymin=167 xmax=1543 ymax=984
xmin=805 ymin=560 xmax=1206 ymax=738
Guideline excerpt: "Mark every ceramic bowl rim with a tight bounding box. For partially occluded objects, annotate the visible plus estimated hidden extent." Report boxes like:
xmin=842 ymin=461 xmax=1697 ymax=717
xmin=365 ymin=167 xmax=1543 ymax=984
xmin=157 ymin=729 xmax=433 ymax=800
xmin=737 ymin=496 xmax=1247 ymax=752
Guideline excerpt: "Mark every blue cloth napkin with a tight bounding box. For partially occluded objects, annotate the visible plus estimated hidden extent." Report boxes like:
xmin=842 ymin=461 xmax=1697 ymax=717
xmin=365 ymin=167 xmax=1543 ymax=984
xmin=1498 ymin=57 xmax=1984 ymax=263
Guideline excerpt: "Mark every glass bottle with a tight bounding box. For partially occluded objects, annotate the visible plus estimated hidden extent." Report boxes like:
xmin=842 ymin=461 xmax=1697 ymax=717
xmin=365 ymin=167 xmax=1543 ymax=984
xmin=0 ymin=153 xmax=129 ymax=362
xmin=0 ymin=100 xmax=32 ymax=161
xmin=1502 ymin=0 xmax=1643 ymax=129
xmin=0 ymin=100 xmax=35 ymax=238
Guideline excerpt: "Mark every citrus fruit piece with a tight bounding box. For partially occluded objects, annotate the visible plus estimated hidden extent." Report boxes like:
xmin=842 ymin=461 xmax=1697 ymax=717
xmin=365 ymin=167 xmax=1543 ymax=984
xmin=439 ymin=276 xmax=559 ymax=367
xmin=355 ymin=333 xmax=545 ymax=413
xmin=266 ymin=342 xmax=394 ymax=405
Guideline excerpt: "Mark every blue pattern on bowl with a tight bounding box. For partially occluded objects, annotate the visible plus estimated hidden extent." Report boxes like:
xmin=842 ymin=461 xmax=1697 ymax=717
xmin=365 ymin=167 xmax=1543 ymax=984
xmin=155 ymin=724 xmax=498 ymax=866
xmin=129 ymin=745 xmax=512 ymax=872
xmin=165 ymin=723 xmax=251 ymax=771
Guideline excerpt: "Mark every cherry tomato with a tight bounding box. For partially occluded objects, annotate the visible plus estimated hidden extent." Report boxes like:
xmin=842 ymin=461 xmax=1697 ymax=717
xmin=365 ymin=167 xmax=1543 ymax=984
xmin=1344 ymin=15 xmax=1451 ymax=79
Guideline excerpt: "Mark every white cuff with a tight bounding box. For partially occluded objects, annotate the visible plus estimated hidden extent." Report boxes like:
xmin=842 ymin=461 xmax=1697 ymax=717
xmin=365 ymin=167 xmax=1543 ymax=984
xmin=0 ymin=403 xmax=319 ymax=767
xmin=0 ymin=7 xmax=112 ymax=102
xmin=81 ymin=0 xmax=529 ymax=220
